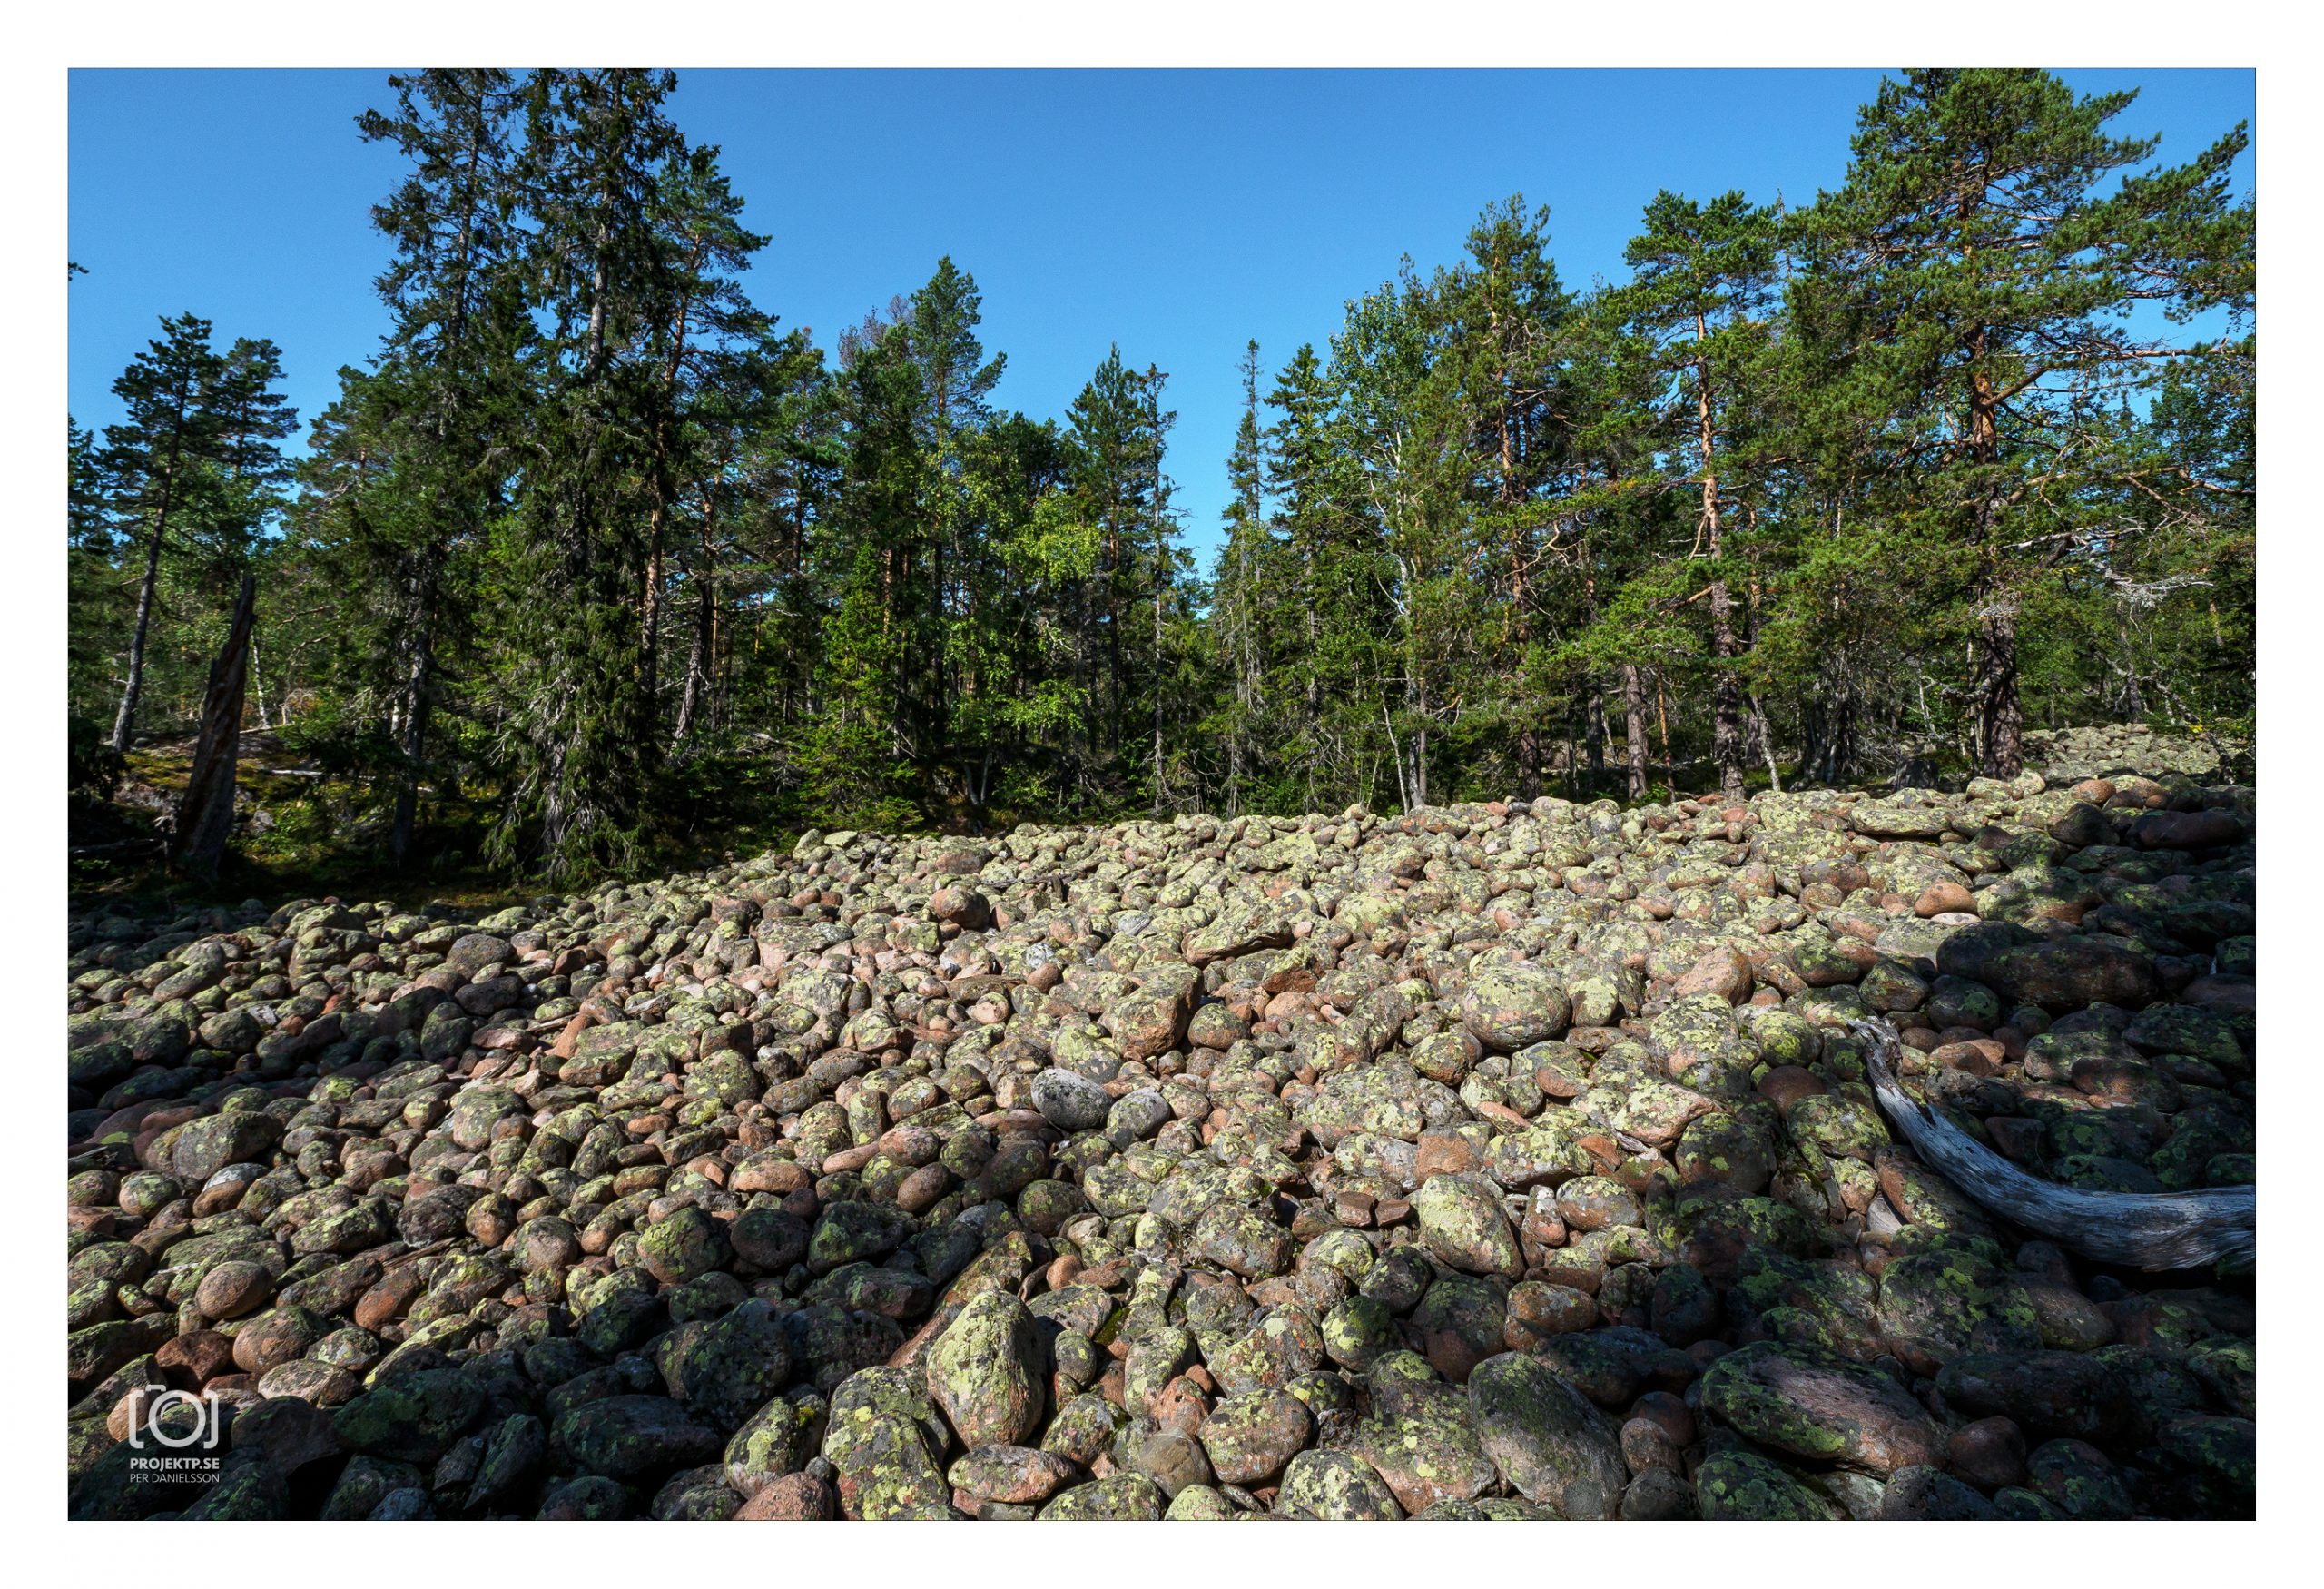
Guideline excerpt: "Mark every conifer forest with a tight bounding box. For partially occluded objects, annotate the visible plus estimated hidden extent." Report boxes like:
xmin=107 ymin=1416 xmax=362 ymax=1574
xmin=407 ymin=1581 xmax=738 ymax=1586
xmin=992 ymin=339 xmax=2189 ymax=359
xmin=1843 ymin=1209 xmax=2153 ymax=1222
xmin=69 ymin=67 xmax=2252 ymax=891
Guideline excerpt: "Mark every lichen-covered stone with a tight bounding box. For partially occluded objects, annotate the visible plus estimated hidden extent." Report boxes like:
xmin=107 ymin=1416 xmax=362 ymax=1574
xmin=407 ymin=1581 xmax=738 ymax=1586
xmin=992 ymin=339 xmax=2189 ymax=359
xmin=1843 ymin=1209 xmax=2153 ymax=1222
xmin=927 ymin=1290 xmax=1045 ymax=1447
xmin=1274 ymin=1447 xmax=1404 ymax=1519
xmin=57 ymin=765 xmax=2265 ymax=1523
xmin=1349 ymin=1363 xmax=1499 ymax=1515
xmin=1694 ymin=1449 xmax=1840 ymax=1520
xmin=1039 ymin=1473 xmax=1166 ymax=1520
xmin=1466 ymin=1351 xmax=1625 ymax=1518
xmin=1701 ymin=1340 xmax=1944 ymax=1475
xmin=1412 ymin=1174 xmax=1521 ymax=1276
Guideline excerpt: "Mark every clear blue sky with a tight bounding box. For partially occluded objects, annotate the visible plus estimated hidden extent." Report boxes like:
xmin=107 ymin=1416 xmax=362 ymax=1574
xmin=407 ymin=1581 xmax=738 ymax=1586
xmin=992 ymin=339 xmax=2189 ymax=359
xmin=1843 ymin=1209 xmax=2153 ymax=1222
xmin=68 ymin=67 xmax=2254 ymax=566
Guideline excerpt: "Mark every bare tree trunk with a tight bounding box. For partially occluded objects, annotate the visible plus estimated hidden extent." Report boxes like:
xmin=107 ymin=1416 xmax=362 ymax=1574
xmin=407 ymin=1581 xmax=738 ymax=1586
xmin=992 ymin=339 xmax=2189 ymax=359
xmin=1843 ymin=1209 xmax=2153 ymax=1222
xmin=1147 ymin=369 xmax=1172 ymax=815
xmin=1709 ymin=580 xmax=1747 ymax=801
xmin=1511 ymin=525 xmax=1540 ymax=800
xmin=641 ymin=509 xmax=665 ymax=706
xmin=1151 ymin=531 xmax=1166 ymax=817
xmin=675 ymin=478 xmax=727 ymax=745
xmin=1658 ymin=674 xmax=1675 ymax=801
xmin=637 ymin=235 xmax=701 ymax=733
xmin=1858 ymin=1015 xmax=2252 ymax=1271
xmin=171 ymin=573 xmax=256 ymax=879
xmin=675 ymin=578 xmax=714 ymax=743
xmin=389 ymin=559 xmax=438 ymax=869
xmin=1382 ymin=699 xmax=1409 ymax=813
xmin=250 ymin=635 xmax=273 ymax=731
xmin=710 ymin=595 xmax=729 ymax=735
xmin=1977 ymin=597 xmax=2024 ymax=778
xmin=2118 ymin=609 xmax=2147 ymax=719
xmin=1152 ymin=575 xmax=1165 ymax=816
xmin=1302 ymin=535 xmax=1320 ymax=798
xmin=1226 ymin=683 xmax=1244 ymax=816
xmin=110 ymin=508 xmax=171 ymax=755
xmin=1748 ymin=692 xmax=1783 ymax=794
xmin=1621 ymin=664 xmax=1649 ymax=804
xmin=1965 ymin=309 xmax=2023 ymax=778
xmin=1695 ymin=323 xmax=1746 ymax=804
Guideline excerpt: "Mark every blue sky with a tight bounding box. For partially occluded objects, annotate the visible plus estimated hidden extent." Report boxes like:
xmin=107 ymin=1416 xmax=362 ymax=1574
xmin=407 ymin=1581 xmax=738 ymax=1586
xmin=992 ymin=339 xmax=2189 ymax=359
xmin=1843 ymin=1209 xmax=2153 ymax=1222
xmin=68 ymin=67 xmax=2254 ymax=565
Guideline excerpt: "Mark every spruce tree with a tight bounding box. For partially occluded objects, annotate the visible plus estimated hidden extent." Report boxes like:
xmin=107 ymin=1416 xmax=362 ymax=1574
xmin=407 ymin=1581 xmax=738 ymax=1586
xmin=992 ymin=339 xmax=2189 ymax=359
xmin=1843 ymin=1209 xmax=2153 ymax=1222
xmin=494 ymin=67 xmax=688 ymax=877
xmin=353 ymin=67 xmax=529 ymax=864
xmin=1211 ymin=339 xmax=1274 ymax=815
xmin=1451 ymin=198 xmax=1568 ymax=798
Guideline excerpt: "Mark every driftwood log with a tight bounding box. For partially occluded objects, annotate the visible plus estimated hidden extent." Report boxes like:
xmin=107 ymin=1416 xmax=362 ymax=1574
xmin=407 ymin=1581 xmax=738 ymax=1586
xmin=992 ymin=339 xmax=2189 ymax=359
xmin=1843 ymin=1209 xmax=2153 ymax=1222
xmin=1851 ymin=1015 xmax=2254 ymax=1272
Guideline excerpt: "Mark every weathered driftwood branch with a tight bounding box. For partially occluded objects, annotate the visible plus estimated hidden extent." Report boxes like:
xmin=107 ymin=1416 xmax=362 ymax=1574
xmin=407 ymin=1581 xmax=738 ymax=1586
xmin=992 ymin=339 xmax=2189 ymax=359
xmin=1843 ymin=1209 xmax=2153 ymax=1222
xmin=1850 ymin=1016 xmax=2255 ymax=1273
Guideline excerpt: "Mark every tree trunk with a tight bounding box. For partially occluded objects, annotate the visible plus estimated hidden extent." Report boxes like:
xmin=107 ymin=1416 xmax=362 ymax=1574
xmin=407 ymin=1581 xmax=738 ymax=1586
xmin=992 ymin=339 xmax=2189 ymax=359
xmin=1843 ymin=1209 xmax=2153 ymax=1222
xmin=1510 ymin=531 xmax=1540 ymax=801
xmin=170 ymin=573 xmax=256 ymax=879
xmin=1695 ymin=325 xmax=1747 ymax=804
xmin=1622 ymin=663 xmax=1649 ymax=804
xmin=1302 ymin=536 xmax=1320 ymax=775
xmin=1226 ymin=666 xmax=1245 ymax=817
xmin=249 ymin=636 xmax=272 ymax=731
xmin=640 ymin=261 xmax=699 ymax=722
xmin=641 ymin=503 xmax=665 ymax=707
xmin=1517 ymin=723 xmax=1542 ymax=803
xmin=1859 ymin=1015 xmax=2251 ymax=1271
xmin=675 ymin=578 xmax=714 ymax=743
xmin=1977 ymin=596 xmax=2024 ymax=777
xmin=110 ymin=501 xmax=172 ymax=755
xmin=1964 ymin=309 xmax=2022 ymax=778
xmin=389 ymin=574 xmax=436 ymax=869
xmin=1749 ymin=692 xmax=1783 ymax=794
xmin=709 ymin=593 xmax=728 ymax=733
xmin=1709 ymin=581 xmax=1747 ymax=801
xmin=674 ymin=487 xmax=717 ymax=745
xmin=1658 ymin=674 xmax=1675 ymax=801
xmin=1151 ymin=575 xmax=1165 ymax=816
xmin=1485 ymin=271 xmax=1541 ymax=803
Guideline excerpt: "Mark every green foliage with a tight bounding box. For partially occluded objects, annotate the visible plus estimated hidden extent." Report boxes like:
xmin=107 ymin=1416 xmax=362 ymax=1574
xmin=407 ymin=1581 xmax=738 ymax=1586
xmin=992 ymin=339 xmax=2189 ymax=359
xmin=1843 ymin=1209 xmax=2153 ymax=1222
xmin=68 ymin=716 xmax=124 ymax=801
xmin=67 ymin=67 xmax=2259 ymax=901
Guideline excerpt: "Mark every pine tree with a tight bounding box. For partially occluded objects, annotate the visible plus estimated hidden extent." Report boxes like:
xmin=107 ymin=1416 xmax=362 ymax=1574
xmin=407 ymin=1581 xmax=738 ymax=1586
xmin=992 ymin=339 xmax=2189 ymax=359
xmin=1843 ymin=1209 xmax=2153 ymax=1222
xmin=66 ymin=64 xmax=2262 ymax=887
xmin=634 ymin=146 xmax=776 ymax=721
xmin=1616 ymin=190 xmax=1780 ymax=801
xmin=1795 ymin=69 xmax=2252 ymax=775
xmin=1332 ymin=268 xmax=1480 ymax=810
xmin=100 ymin=314 xmax=228 ymax=755
xmin=1545 ymin=289 xmax=1666 ymax=801
xmin=669 ymin=329 xmax=835 ymax=749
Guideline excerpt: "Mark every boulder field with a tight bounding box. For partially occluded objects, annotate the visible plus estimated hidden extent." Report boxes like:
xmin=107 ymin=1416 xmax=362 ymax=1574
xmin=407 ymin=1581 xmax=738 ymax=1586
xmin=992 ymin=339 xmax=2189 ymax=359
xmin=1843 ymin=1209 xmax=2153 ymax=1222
xmin=64 ymin=764 xmax=2255 ymax=1520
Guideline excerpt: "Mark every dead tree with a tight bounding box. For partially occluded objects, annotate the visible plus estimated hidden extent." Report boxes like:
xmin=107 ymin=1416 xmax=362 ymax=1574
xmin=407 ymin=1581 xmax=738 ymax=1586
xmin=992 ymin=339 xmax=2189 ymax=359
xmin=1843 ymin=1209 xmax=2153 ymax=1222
xmin=1853 ymin=1017 xmax=2253 ymax=1272
xmin=170 ymin=573 xmax=256 ymax=881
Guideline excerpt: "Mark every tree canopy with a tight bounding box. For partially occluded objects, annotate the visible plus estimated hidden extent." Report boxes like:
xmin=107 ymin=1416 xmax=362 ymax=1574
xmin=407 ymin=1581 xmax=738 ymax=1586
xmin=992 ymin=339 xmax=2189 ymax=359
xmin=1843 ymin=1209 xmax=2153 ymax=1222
xmin=69 ymin=67 xmax=2255 ymax=890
